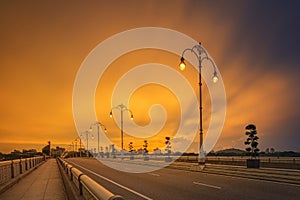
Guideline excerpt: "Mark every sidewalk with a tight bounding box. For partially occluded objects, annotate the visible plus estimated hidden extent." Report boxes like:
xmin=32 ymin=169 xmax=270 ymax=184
xmin=0 ymin=158 xmax=67 ymax=200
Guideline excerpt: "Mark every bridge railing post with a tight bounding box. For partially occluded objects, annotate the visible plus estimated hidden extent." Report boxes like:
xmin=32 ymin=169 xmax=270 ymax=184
xmin=19 ymin=159 xmax=22 ymax=174
xmin=10 ymin=160 xmax=14 ymax=178
xmin=25 ymin=159 xmax=28 ymax=171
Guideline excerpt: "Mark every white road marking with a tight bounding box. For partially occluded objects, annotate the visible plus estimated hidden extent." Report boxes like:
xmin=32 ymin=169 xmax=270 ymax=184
xmin=193 ymin=181 xmax=221 ymax=189
xmin=148 ymin=173 xmax=160 ymax=177
xmin=68 ymin=160 xmax=153 ymax=200
xmin=227 ymin=175 xmax=300 ymax=187
xmin=184 ymin=169 xmax=300 ymax=187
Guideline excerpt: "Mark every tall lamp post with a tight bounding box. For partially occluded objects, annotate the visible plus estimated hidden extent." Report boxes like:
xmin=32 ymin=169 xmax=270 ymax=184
xmin=109 ymin=104 xmax=134 ymax=151
xmin=71 ymin=141 xmax=75 ymax=157
xmin=81 ymin=130 xmax=94 ymax=156
xmin=179 ymin=42 xmax=218 ymax=165
xmin=90 ymin=122 xmax=107 ymax=157
xmin=75 ymin=137 xmax=82 ymax=157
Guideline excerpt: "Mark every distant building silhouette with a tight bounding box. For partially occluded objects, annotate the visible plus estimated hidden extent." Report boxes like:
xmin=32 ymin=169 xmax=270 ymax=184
xmin=11 ymin=149 xmax=22 ymax=157
xmin=42 ymin=143 xmax=50 ymax=156
xmin=22 ymin=149 xmax=37 ymax=157
xmin=51 ymin=146 xmax=65 ymax=158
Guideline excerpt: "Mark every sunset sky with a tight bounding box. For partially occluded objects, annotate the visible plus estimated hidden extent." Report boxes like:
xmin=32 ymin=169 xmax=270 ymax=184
xmin=0 ymin=0 xmax=299 ymax=153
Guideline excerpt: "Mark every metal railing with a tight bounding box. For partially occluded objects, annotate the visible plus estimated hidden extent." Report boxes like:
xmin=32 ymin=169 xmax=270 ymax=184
xmin=57 ymin=157 xmax=123 ymax=200
xmin=175 ymin=156 xmax=300 ymax=169
xmin=177 ymin=156 xmax=300 ymax=163
xmin=0 ymin=156 xmax=46 ymax=185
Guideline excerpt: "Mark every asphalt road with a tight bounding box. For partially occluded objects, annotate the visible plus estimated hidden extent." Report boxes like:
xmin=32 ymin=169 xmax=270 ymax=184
xmin=66 ymin=158 xmax=300 ymax=200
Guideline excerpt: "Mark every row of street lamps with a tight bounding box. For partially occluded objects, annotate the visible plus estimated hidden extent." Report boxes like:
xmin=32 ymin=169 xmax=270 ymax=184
xmin=78 ymin=43 xmax=218 ymax=165
xmin=110 ymin=104 xmax=134 ymax=150
xmin=80 ymin=104 xmax=133 ymax=157
xmin=90 ymin=121 xmax=107 ymax=156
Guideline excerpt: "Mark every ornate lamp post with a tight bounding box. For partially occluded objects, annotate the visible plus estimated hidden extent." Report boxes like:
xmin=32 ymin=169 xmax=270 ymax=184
xmin=90 ymin=121 xmax=107 ymax=157
xmin=109 ymin=104 xmax=133 ymax=151
xmin=179 ymin=42 xmax=218 ymax=165
xmin=81 ymin=130 xmax=94 ymax=156
xmin=75 ymin=137 xmax=82 ymax=157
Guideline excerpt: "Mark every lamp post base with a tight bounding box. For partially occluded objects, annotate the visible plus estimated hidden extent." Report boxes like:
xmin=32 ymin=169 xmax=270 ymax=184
xmin=198 ymin=161 xmax=205 ymax=165
xmin=198 ymin=158 xmax=206 ymax=170
xmin=198 ymin=157 xmax=206 ymax=166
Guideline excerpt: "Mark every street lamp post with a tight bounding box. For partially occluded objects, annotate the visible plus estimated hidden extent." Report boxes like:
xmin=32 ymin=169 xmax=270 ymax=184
xmin=71 ymin=141 xmax=75 ymax=157
xmin=75 ymin=137 xmax=82 ymax=157
xmin=82 ymin=130 xmax=94 ymax=156
xmin=110 ymin=104 xmax=134 ymax=151
xmin=179 ymin=42 xmax=218 ymax=165
xmin=90 ymin=122 xmax=107 ymax=157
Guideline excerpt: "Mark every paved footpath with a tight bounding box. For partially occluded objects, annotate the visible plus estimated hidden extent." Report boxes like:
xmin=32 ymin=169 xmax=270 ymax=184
xmin=0 ymin=158 xmax=67 ymax=200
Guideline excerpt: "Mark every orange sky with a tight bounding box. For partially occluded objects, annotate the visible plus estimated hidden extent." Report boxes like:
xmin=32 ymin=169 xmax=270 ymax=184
xmin=0 ymin=1 xmax=299 ymax=153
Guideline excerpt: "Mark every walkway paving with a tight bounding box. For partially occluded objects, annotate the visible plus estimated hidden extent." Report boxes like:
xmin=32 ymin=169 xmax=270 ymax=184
xmin=0 ymin=158 xmax=67 ymax=200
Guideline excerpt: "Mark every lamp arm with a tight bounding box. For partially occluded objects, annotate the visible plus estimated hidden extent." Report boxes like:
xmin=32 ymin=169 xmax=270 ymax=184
xmin=123 ymin=108 xmax=133 ymax=115
xmin=200 ymin=56 xmax=217 ymax=73
xmin=181 ymin=47 xmax=200 ymax=61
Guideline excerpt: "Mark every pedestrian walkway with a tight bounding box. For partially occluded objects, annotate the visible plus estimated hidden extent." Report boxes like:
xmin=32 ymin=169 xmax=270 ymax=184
xmin=0 ymin=158 xmax=67 ymax=200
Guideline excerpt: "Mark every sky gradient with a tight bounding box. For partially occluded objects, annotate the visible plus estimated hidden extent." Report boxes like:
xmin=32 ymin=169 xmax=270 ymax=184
xmin=0 ymin=0 xmax=299 ymax=153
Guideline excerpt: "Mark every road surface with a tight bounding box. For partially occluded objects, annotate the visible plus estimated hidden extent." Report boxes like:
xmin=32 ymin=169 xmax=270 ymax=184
xmin=66 ymin=158 xmax=300 ymax=200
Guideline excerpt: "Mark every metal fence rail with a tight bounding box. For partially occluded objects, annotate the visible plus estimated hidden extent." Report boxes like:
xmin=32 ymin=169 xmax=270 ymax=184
xmin=175 ymin=156 xmax=300 ymax=169
xmin=57 ymin=157 xmax=124 ymax=200
xmin=177 ymin=156 xmax=300 ymax=163
xmin=0 ymin=156 xmax=46 ymax=185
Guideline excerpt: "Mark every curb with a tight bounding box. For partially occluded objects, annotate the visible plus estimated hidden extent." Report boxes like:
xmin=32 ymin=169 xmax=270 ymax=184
xmin=56 ymin=159 xmax=84 ymax=200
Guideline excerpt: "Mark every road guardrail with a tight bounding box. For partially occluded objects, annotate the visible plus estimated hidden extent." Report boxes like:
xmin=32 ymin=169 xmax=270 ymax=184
xmin=57 ymin=157 xmax=124 ymax=200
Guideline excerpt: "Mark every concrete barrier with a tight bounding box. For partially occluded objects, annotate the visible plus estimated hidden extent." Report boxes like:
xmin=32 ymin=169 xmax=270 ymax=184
xmin=57 ymin=157 xmax=124 ymax=200
xmin=0 ymin=156 xmax=46 ymax=194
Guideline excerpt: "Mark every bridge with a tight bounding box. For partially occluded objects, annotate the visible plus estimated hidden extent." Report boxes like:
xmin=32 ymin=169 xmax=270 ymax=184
xmin=0 ymin=156 xmax=300 ymax=200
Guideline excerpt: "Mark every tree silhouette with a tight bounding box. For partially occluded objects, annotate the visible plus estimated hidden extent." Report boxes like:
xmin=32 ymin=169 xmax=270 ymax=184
xmin=105 ymin=146 xmax=109 ymax=158
xmin=128 ymin=142 xmax=134 ymax=160
xmin=128 ymin=142 xmax=134 ymax=152
xmin=265 ymin=148 xmax=270 ymax=154
xmin=165 ymin=137 xmax=172 ymax=162
xmin=165 ymin=137 xmax=171 ymax=155
xmin=143 ymin=140 xmax=148 ymax=154
xmin=244 ymin=124 xmax=260 ymax=158
xmin=143 ymin=140 xmax=149 ymax=161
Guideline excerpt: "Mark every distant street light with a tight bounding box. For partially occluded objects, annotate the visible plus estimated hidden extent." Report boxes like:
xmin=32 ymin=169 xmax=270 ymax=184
xmin=71 ymin=141 xmax=75 ymax=157
xmin=179 ymin=42 xmax=218 ymax=165
xmin=75 ymin=137 xmax=82 ymax=157
xmin=109 ymin=104 xmax=133 ymax=150
xmin=81 ymin=130 xmax=94 ymax=155
xmin=90 ymin=121 xmax=107 ymax=157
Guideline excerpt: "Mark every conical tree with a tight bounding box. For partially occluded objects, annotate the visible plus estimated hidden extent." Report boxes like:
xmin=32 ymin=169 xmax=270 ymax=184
xmin=244 ymin=124 xmax=260 ymax=159
xmin=165 ymin=137 xmax=171 ymax=156
xmin=128 ymin=142 xmax=134 ymax=160
xmin=143 ymin=140 xmax=148 ymax=154
xmin=143 ymin=140 xmax=149 ymax=161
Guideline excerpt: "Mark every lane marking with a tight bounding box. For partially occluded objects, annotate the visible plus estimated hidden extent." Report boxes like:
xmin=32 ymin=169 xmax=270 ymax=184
xmin=195 ymin=171 xmax=300 ymax=188
xmin=226 ymin=175 xmax=300 ymax=188
xmin=193 ymin=181 xmax=221 ymax=189
xmin=68 ymin=160 xmax=153 ymax=200
xmin=148 ymin=173 xmax=160 ymax=177
xmin=182 ymin=169 xmax=300 ymax=188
